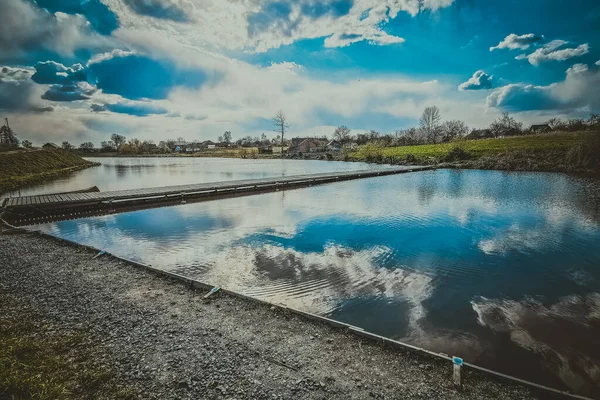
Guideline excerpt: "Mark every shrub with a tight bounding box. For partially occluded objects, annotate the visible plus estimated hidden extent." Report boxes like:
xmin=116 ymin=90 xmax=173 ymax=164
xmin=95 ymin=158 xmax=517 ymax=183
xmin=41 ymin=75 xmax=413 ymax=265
xmin=444 ymin=145 xmax=471 ymax=161
xmin=566 ymin=134 xmax=600 ymax=171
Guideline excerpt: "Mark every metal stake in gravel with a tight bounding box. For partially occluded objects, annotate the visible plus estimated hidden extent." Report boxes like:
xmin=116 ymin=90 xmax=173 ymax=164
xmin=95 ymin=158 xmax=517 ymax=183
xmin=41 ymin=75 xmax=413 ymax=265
xmin=453 ymin=356 xmax=463 ymax=389
xmin=203 ymin=286 xmax=220 ymax=300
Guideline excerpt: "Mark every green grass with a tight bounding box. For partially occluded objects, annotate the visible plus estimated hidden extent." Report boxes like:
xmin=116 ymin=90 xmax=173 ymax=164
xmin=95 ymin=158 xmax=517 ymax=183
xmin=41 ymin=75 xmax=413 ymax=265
xmin=0 ymin=149 xmax=98 ymax=193
xmin=0 ymin=294 xmax=137 ymax=400
xmin=348 ymin=131 xmax=600 ymax=172
xmin=189 ymin=147 xmax=259 ymax=158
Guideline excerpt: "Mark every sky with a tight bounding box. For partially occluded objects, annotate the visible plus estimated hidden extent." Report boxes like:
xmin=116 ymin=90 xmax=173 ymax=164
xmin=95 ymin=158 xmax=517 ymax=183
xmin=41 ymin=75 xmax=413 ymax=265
xmin=1 ymin=0 xmax=600 ymax=145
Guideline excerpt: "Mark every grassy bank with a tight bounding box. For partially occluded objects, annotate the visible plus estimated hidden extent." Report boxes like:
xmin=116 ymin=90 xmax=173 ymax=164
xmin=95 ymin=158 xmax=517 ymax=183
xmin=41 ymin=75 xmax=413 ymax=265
xmin=0 ymin=293 xmax=137 ymax=400
xmin=347 ymin=131 xmax=600 ymax=173
xmin=0 ymin=149 xmax=98 ymax=194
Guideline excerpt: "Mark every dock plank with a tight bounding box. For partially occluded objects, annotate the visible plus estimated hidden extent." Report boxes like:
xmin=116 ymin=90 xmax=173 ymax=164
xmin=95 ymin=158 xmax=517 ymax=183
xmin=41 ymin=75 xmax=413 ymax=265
xmin=4 ymin=167 xmax=433 ymax=215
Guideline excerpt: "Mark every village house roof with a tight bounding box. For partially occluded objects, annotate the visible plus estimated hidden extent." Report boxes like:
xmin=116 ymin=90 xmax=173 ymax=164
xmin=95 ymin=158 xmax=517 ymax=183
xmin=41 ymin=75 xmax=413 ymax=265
xmin=529 ymin=124 xmax=551 ymax=132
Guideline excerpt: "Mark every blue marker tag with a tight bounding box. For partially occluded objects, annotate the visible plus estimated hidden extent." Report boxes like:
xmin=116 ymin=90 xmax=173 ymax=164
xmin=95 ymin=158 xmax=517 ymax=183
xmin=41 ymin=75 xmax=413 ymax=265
xmin=93 ymin=250 xmax=106 ymax=259
xmin=452 ymin=356 xmax=463 ymax=366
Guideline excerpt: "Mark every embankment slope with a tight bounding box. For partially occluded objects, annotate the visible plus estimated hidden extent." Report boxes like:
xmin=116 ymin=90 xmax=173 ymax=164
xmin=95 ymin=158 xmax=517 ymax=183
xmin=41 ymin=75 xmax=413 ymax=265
xmin=348 ymin=132 xmax=600 ymax=173
xmin=0 ymin=149 xmax=98 ymax=193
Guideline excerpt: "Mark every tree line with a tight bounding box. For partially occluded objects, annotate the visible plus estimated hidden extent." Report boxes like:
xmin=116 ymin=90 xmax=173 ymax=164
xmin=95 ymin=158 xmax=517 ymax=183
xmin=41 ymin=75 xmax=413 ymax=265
xmin=5 ymin=107 xmax=599 ymax=154
xmin=332 ymin=107 xmax=600 ymax=148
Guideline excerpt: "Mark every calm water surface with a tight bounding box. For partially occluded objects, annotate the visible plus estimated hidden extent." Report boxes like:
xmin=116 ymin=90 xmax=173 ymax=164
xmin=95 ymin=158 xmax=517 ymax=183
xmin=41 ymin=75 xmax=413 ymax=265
xmin=22 ymin=158 xmax=600 ymax=396
xmin=5 ymin=157 xmax=388 ymax=196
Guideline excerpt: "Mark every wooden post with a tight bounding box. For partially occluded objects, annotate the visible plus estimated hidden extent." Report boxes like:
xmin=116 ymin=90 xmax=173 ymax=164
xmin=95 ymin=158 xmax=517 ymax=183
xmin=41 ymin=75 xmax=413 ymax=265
xmin=452 ymin=356 xmax=463 ymax=389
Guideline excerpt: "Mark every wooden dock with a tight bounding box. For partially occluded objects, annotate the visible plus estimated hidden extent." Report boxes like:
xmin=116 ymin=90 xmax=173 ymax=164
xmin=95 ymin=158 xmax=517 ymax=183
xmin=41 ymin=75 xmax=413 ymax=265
xmin=1 ymin=166 xmax=433 ymax=226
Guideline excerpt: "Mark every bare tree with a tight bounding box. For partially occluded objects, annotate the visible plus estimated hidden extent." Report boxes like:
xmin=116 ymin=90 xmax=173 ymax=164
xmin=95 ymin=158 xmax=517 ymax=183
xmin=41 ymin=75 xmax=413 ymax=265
xmin=110 ymin=133 xmax=126 ymax=149
xmin=566 ymin=118 xmax=586 ymax=131
xmin=223 ymin=131 xmax=232 ymax=144
xmin=333 ymin=125 xmax=351 ymax=144
xmin=166 ymin=139 xmax=176 ymax=151
xmin=546 ymin=117 xmax=564 ymax=131
xmin=489 ymin=112 xmax=522 ymax=137
xmin=440 ymin=120 xmax=469 ymax=142
xmin=395 ymin=127 xmax=422 ymax=145
xmin=79 ymin=142 xmax=95 ymax=152
xmin=587 ymin=113 xmax=600 ymax=129
xmin=419 ymin=106 xmax=442 ymax=143
xmin=0 ymin=118 xmax=19 ymax=147
xmin=62 ymin=141 xmax=74 ymax=150
xmin=272 ymin=110 xmax=289 ymax=156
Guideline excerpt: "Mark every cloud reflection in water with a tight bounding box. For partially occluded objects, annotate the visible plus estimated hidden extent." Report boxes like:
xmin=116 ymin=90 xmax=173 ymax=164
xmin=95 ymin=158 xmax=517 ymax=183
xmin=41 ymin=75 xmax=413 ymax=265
xmin=33 ymin=168 xmax=600 ymax=395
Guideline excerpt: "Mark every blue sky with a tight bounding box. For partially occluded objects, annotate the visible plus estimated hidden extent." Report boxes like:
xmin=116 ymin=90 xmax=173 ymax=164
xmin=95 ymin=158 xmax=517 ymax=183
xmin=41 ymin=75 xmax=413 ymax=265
xmin=1 ymin=0 xmax=599 ymax=144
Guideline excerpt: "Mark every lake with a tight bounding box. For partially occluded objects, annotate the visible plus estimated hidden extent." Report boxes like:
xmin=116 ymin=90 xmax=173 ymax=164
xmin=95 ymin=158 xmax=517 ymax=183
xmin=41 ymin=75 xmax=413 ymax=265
xmin=20 ymin=157 xmax=600 ymax=397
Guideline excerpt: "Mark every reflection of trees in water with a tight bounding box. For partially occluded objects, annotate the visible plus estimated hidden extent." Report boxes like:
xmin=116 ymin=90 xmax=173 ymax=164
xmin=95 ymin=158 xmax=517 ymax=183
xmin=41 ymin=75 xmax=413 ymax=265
xmin=413 ymin=170 xmax=600 ymax=226
xmin=108 ymin=164 xmax=157 ymax=178
xmin=570 ymin=175 xmax=600 ymax=223
xmin=417 ymin=181 xmax=436 ymax=205
xmin=446 ymin=168 xmax=466 ymax=197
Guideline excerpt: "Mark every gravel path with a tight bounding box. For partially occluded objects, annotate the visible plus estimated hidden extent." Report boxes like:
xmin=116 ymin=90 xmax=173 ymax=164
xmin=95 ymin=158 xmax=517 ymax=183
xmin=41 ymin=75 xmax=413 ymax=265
xmin=0 ymin=231 xmax=543 ymax=399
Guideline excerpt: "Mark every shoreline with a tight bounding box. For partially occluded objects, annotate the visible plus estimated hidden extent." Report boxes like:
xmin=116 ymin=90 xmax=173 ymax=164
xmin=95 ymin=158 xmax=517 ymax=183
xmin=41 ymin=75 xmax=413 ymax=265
xmin=0 ymin=149 xmax=100 ymax=195
xmin=0 ymin=163 xmax=100 ymax=194
xmin=0 ymin=227 xmax=574 ymax=399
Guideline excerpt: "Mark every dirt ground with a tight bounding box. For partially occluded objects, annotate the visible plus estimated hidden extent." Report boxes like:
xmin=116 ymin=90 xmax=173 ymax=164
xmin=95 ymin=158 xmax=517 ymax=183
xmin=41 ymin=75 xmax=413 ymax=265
xmin=0 ymin=231 xmax=545 ymax=399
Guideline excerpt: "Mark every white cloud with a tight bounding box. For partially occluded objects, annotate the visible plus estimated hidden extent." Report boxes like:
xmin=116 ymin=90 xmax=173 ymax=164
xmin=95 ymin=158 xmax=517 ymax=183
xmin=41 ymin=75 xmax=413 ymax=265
xmin=486 ymin=63 xmax=600 ymax=113
xmin=489 ymin=33 xmax=543 ymax=51
xmin=266 ymin=61 xmax=304 ymax=75
xmin=0 ymin=0 xmax=113 ymax=62
xmin=122 ymin=0 xmax=195 ymax=22
xmin=88 ymin=49 xmax=136 ymax=66
xmin=519 ymin=40 xmax=589 ymax=66
xmin=458 ymin=70 xmax=493 ymax=91
xmin=5 ymin=0 xmax=506 ymax=144
xmin=98 ymin=32 xmax=452 ymax=131
xmin=106 ymin=0 xmax=454 ymax=53
xmin=471 ymin=293 xmax=600 ymax=392
xmin=7 ymin=33 xmax=494 ymax=144
xmin=324 ymin=31 xmax=405 ymax=48
xmin=0 ymin=66 xmax=53 ymax=112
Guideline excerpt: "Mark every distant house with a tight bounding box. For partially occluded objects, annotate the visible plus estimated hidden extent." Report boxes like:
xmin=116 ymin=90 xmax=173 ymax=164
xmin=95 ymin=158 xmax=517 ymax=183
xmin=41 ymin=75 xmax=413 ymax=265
xmin=258 ymin=146 xmax=273 ymax=154
xmin=465 ymin=129 xmax=493 ymax=140
xmin=184 ymin=142 xmax=202 ymax=152
xmin=327 ymin=140 xmax=341 ymax=151
xmin=290 ymin=137 xmax=327 ymax=153
xmin=297 ymin=139 xmax=318 ymax=153
xmin=201 ymin=140 xmax=216 ymax=150
xmin=503 ymin=128 xmax=522 ymax=137
xmin=173 ymin=141 xmax=187 ymax=152
xmin=42 ymin=142 xmax=59 ymax=149
xmin=272 ymin=146 xmax=289 ymax=154
xmin=529 ymin=124 xmax=551 ymax=133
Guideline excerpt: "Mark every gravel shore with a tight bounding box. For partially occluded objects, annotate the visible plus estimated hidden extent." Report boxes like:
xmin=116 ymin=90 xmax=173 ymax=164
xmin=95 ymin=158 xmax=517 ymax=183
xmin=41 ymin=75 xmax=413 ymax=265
xmin=0 ymin=230 xmax=543 ymax=399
